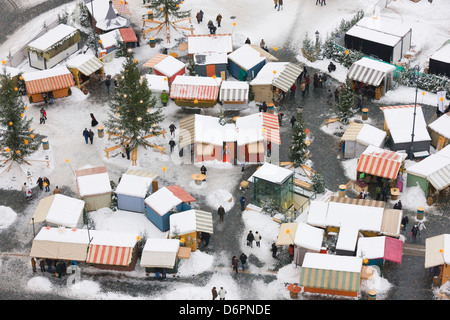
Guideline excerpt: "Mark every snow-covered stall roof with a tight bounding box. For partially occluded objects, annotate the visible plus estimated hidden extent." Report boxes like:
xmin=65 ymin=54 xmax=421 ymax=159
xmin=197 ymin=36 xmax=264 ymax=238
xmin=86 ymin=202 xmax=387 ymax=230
xmin=140 ymin=238 xmax=180 ymax=268
xmin=187 ymin=33 xmax=233 ymax=55
xmin=66 ymin=54 xmax=104 ymax=76
xmin=169 ymin=209 xmax=213 ymax=236
xmin=380 ymin=105 xmax=431 ymax=144
xmin=335 ymin=225 xmax=359 ymax=253
xmin=346 ymin=25 xmax=401 ymax=47
xmin=0 ymin=66 xmax=21 ymax=78
xmin=276 ymin=222 xmax=298 ymax=246
xmin=30 ymin=227 xmax=90 ymax=261
xmin=356 ymin=236 xmax=403 ymax=264
xmin=406 ymin=144 xmax=450 ymax=191
xmin=306 ymin=200 xmax=329 ymax=228
xmin=144 ymin=186 xmax=195 ymax=216
xmin=99 ymin=29 xmax=122 ymax=49
xmin=428 ymin=113 xmax=450 ymax=139
xmin=302 ymin=252 xmax=363 ymax=273
xmin=153 ymin=55 xmax=186 ymax=77
xmin=194 ymin=114 xmax=236 ymax=145
xmin=294 ymin=222 xmax=324 ymax=252
xmin=27 ymin=24 xmax=78 ymax=51
xmin=326 ymin=201 xmax=384 ymax=232
xmin=90 ymin=0 xmax=130 ymax=32
xmin=75 ymin=166 xmax=112 ymax=197
xmin=249 ymin=62 xmax=288 ymax=85
xmin=341 ymin=122 xmax=386 ymax=147
xmin=22 ymin=67 xmax=75 ymax=95
xmin=425 ymin=234 xmax=450 ymax=268
xmin=194 ymin=52 xmax=228 ymax=65
xmin=356 ymin=16 xmax=412 ymax=38
xmin=145 ymin=74 xmax=169 ymax=93
xmin=30 ymin=194 xmax=85 ymax=228
xmin=348 ymin=57 xmax=396 ymax=87
xmin=236 ymin=112 xmax=280 ymax=145
xmin=430 ymin=43 xmax=450 ymax=64
xmin=227 ymin=44 xmax=266 ymax=70
xmin=169 ymin=75 xmax=220 ymax=101
xmin=219 ymin=80 xmax=249 ymax=102
xmin=115 ymin=170 xmax=158 ymax=198
xmin=356 ymin=145 xmax=406 ymax=180
xmin=248 ymin=162 xmax=294 ymax=185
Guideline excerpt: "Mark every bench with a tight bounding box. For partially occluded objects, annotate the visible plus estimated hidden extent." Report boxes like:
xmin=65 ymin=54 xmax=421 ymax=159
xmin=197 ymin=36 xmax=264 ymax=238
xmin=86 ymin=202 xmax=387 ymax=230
xmin=325 ymin=118 xmax=339 ymax=127
xmin=104 ymin=145 xmax=122 ymax=159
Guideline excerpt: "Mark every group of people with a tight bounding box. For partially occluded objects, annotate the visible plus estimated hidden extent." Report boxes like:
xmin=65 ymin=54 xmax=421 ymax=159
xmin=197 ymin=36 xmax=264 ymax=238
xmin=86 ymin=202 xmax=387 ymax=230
xmin=231 ymin=253 xmax=248 ymax=273
xmin=274 ymin=0 xmax=284 ymax=10
xmin=36 ymin=177 xmax=51 ymax=192
xmin=211 ymin=286 xmax=227 ymax=300
xmin=246 ymin=230 xmax=262 ymax=248
xmin=31 ymin=258 xmax=76 ymax=279
xmin=83 ymin=128 xmax=95 ymax=145
xmin=41 ymin=91 xmax=54 ymax=105
xmin=40 ymin=108 xmax=47 ymax=124
xmin=201 ymin=13 xmax=222 ymax=34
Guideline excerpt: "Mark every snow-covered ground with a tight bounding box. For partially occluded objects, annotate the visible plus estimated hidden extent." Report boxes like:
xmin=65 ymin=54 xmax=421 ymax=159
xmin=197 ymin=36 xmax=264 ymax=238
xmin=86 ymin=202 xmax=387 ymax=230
xmin=0 ymin=0 xmax=448 ymax=300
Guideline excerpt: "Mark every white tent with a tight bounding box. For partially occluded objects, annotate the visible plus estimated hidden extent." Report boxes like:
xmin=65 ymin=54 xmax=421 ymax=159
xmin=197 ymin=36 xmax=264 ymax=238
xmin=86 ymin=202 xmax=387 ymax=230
xmin=140 ymin=238 xmax=181 ymax=269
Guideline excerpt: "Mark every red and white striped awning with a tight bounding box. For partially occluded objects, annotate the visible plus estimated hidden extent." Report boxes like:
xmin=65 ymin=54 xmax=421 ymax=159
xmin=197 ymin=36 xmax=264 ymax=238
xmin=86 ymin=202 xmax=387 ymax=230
xmin=357 ymin=145 xmax=405 ymax=180
xmin=23 ymin=67 xmax=75 ymax=95
xmin=86 ymin=244 xmax=133 ymax=266
xmin=262 ymin=112 xmax=281 ymax=144
xmin=170 ymin=76 xmax=219 ymax=101
xmin=143 ymin=54 xmax=168 ymax=68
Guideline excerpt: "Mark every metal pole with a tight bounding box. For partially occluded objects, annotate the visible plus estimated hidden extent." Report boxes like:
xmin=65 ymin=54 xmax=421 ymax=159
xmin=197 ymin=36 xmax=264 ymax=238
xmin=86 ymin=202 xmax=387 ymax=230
xmin=32 ymin=218 xmax=35 ymax=238
xmin=409 ymin=65 xmax=420 ymax=160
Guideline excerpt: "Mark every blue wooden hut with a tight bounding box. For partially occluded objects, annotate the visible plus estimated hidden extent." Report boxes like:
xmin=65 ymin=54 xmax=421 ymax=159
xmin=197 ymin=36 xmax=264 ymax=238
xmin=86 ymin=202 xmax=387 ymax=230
xmin=115 ymin=170 xmax=158 ymax=213
xmin=144 ymin=186 xmax=196 ymax=232
xmin=227 ymin=44 xmax=266 ymax=81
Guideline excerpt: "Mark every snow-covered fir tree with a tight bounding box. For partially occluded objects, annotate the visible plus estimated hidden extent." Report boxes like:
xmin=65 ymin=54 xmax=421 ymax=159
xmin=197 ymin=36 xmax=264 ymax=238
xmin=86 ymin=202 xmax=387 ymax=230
xmin=311 ymin=172 xmax=326 ymax=194
xmin=335 ymin=79 xmax=356 ymax=125
xmin=0 ymin=67 xmax=40 ymax=164
xmin=105 ymin=50 xmax=164 ymax=151
xmin=289 ymin=112 xmax=308 ymax=167
xmin=301 ymin=32 xmax=320 ymax=62
xmin=148 ymin=0 xmax=191 ymax=21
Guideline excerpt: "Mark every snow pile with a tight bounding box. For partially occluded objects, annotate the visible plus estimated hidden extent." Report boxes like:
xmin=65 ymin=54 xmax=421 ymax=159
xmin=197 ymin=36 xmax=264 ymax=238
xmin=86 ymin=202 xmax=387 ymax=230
xmin=0 ymin=206 xmax=17 ymax=230
xmin=27 ymin=276 xmax=52 ymax=293
xmin=206 ymin=189 xmax=234 ymax=211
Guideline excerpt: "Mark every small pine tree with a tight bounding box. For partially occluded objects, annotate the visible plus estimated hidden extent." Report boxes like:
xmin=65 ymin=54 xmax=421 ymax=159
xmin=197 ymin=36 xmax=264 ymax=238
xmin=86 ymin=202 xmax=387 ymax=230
xmin=114 ymin=34 xmax=128 ymax=57
xmin=311 ymin=172 xmax=326 ymax=194
xmin=302 ymin=32 xmax=319 ymax=62
xmin=105 ymin=50 xmax=164 ymax=151
xmin=186 ymin=57 xmax=196 ymax=76
xmin=335 ymin=79 xmax=356 ymax=125
xmin=0 ymin=68 xmax=40 ymax=164
xmin=289 ymin=112 xmax=308 ymax=167
xmin=148 ymin=0 xmax=191 ymax=21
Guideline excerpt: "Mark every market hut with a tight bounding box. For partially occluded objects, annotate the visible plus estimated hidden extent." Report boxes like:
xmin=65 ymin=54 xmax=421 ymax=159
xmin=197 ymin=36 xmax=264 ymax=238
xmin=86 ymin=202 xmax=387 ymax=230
xmin=427 ymin=112 xmax=450 ymax=150
xmin=347 ymin=57 xmax=396 ymax=98
xmin=145 ymin=74 xmax=169 ymax=107
xmin=428 ymin=43 xmax=450 ymax=78
xmin=219 ymin=80 xmax=249 ymax=109
xmin=276 ymin=222 xmax=298 ymax=246
xmin=425 ymin=234 xmax=450 ymax=286
xmin=169 ymin=75 xmax=220 ymax=108
xmin=248 ymin=162 xmax=294 ymax=213
xmin=169 ymin=209 xmax=214 ymax=252
xmin=22 ymin=66 xmax=75 ymax=103
xmin=85 ymin=229 xmax=140 ymax=271
xmin=115 ymin=170 xmax=158 ymax=213
xmin=29 ymin=194 xmax=85 ymax=229
xmin=299 ymin=252 xmax=363 ymax=298
xmin=26 ymin=24 xmax=80 ymax=70
xmin=152 ymin=55 xmax=186 ymax=85
xmin=187 ymin=33 xmax=233 ymax=59
xmin=118 ymin=27 xmax=138 ymax=48
xmin=405 ymin=144 xmax=450 ymax=198
xmin=344 ymin=16 xmax=412 ymax=63
xmin=227 ymin=44 xmax=266 ymax=81
xmin=380 ymin=105 xmax=431 ymax=155
xmin=341 ymin=122 xmax=387 ymax=158
xmin=30 ymin=227 xmax=90 ymax=262
xmin=236 ymin=112 xmax=280 ymax=163
xmin=356 ymin=145 xmax=406 ymax=185
xmin=249 ymin=62 xmax=289 ymax=103
xmin=144 ymin=186 xmax=196 ymax=232
xmin=75 ymin=166 xmax=112 ymax=212
xmin=99 ymin=29 xmax=122 ymax=53
xmin=66 ymin=54 xmax=104 ymax=88
xmin=272 ymin=62 xmax=304 ymax=98
xmin=87 ymin=0 xmax=130 ymax=33
xmin=293 ymin=222 xmax=325 ymax=266
xmin=356 ymin=236 xmax=403 ymax=269
xmin=140 ymin=238 xmax=182 ymax=274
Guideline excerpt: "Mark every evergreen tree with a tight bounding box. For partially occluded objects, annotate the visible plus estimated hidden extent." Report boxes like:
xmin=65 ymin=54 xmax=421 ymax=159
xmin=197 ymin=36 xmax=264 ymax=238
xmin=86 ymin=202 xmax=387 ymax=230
xmin=335 ymin=79 xmax=356 ymax=125
xmin=301 ymin=32 xmax=319 ymax=62
xmin=311 ymin=172 xmax=326 ymax=194
xmin=105 ymin=50 xmax=164 ymax=151
xmin=0 ymin=68 xmax=40 ymax=164
xmin=289 ymin=112 xmax=308 ymax=167
xmin=114 ymin=34 xmax=128 ymax=57
xmin=148 ymin=0 xmax=191 ymax=21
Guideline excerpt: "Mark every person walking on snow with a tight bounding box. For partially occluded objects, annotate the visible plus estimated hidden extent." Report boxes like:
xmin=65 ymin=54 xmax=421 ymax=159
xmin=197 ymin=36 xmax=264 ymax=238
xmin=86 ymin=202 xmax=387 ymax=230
xmin=254 ymin=231 xmax=262 ymax=247
xmin=83 ymin=128 xmax=89 ymax=144
xmin=196 ymin=11 xmax=202 ymax=24
xmin=245 ymin=37 xmax=251 ymax=44
xmin=36 ymin=177 xmax=43 ymax=191
xmin=169 ymin=139 xmax=175 ymax=153
xmin=88 ymin=129 xmax=94 ymax=144
xmin=232 ymin=256 xmax=239 ymax=274
xmin=290 ymin=115 xmax=296 ymax=128
xmin=278 ymin=0 xmax=283 ymax=10
xmin=218 ymin=205 xmax=225 ymax=222
xmin=247 ymin=230 xmax=255 ymax=247
xmin=212 ymin=287 xmax=218 ymax=300
xmin=169 ymin=123 xmax=176 ymax=136
xmin=240 ymin=196 xmax=247 ymax=211
xmin=239 ymin=253 xmax=248 ymax=272
xmin=218 ymin=287 xmax=227 ymax=300
xmin=411 ymin=225 xmax=418 ymax=240
xmin=417 ymin=221 xmax=426 ymax=238
xmin=260 ymin=39 xmax=266 ymax=49
xmin=300 ymin=80 xmax=306 ymax=97
xmin=271 ymin=243 xmax=278 ymax=258
xmin=90 ymin=113 xmax=98 ymax=127
xmin=105 ymin=75 xmax=111 ymax=93
xmin=216 ymin=14 xmax=222 ymax=27
xmin=43 ymin=177 xmax=50 ymax=192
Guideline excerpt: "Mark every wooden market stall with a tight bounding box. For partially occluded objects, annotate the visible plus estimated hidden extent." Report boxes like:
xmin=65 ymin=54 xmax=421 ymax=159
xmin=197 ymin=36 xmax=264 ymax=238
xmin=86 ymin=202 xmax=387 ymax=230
xmin=169 ymin=209 xmax=213 ymax=252
xmin=427 ymin=112 xmax=450 ymax=151
xmin=140 ymin=238 xmax=183 ymax=275
xmin=26 ymin=24 xmax=80 ymax=70
xmin=425 ymin=234 xmax=450 ymax=286
xmin=219 ymin=80 xmax=249 ymax=109
xmin=340 ymin=122 xmax=386 ymax=159
xmin=22 ymin=66 xmax=75 ymax=103
xmin=152 ymin=55 xmax=186 ymax=85
xmin=299 ymin=253 xmax=363 ymax=298
xmin=249 ymin=62 xmax=289 ymax=103
xmin=227 ymin=44 xmax=266 ymax=81
xmin=75 ymin=166 xmax=112 ymax=212
xmin=145 ymin=74 xmax=169 ymax=107
xmin=356 ymin=236 xmax=403 ymax=269
xmin=293 ymin=222 xmax=325 ymax=266
xmin=29 ymin=194 xmax=85 ymax=229
xmin=428 ymin=43 xmax=450 ymax=78
xmin=115 ymin=170 xmax=158 ymax=213
xmin=66 ymin=54 xmax=104 ymax=88
xmin=144 ymin=186 xmax=195 ymax=232
xmin=169 ymin=75 xmax=220 ymax=108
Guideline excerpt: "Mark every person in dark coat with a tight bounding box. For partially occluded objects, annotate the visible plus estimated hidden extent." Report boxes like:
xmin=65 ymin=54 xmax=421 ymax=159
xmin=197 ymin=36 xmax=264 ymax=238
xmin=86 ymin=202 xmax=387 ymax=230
xmin=411 ymin=225 xmax=418 ymax=240
xmin=202 ymin=232 xmax=210 ymax=247
xmin=169 ymin=139 xmax=176 ymax=153
xmin=216 ymin=14 xmax=222 ymax=27
xmin=125 ymin=144 xmax=131 ymax=160
xmin=334 ymin=88 xmax=340 ymax=102
xmin=218 ymin=205 xmax=225 ymax=222
xmin=246 ymin=231 xmax=255 ymax=248
xmin=88 ymin=129 xmax=94 ymax=144
xmin=39 ymin=259 xmax=45 ymax=272
xmin=105 ymin=75 xmax=111 ymax=93
xmin=196 ymin=11 xmax=202 ymax=24
xmin=245 ymin=37 xmax=251 ymax=44
xmin=169 ymin=123 xmax=176 ymax=136
xmin=239 ymin=253 xmax=248 ymax=271
xmin=232 ymin=256 xmax=239 ymax=273
xmin=90 ymin=113 xmax=98 ymax=127
xmin=36 ymin=177 xmax=44 ymax=191
xmin=401 ymin=215 xmax=409 ymax=231
xmin=277 ymin=0 xmax=283 ymax=10
xmin=83 ymin=128 xmax=89 ymax=144
xmin=382 ymin=186 xmax=388 ymax=202
xmin=212 ymin=287 xmax=218 ymax=300
xmin=239 ymin=196 xmax=247 ymax=211
xmin=271 ymin=243 xmax=278 ymax=258
xmin=290 ymin=116 xmax=296 ymax=128
xmin=200 ymin=165 xmax=207 ymax=176
xmin=313 ymin=72 xmax=319 ymax=89
xmin=199 ymin=10 xmax=204 ymax=22
xmin=46 ymin=259 xmax=53 ymax=273
xmin=43 ymin=177 xmax=50 ymax=192
xmin=288 ymin=244 xmax=294 ymax=260
xmin=305 ymin=74 xmax=311 ymax=91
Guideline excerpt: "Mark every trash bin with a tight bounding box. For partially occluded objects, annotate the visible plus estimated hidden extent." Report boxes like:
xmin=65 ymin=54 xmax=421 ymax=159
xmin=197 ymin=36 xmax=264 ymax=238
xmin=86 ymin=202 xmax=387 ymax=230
xmin=417 ymin=207 xmax=424 ymax=220
xmin=368 ymin=290 xmax=376 ymax=300
xmin=42 ymin=138 xmax=49 ymax=150
xmin=149 ymin=37 xmax=156 ymax=48
xmin=362 ymin=108 xmax=369 ymax=120
xmin=390 ymin=188 xmax=399 ymax=200
xmin=98 ymin=126 xmax=104 ymax=138
xmin=338 ymin=184 xmax=346 ymax=197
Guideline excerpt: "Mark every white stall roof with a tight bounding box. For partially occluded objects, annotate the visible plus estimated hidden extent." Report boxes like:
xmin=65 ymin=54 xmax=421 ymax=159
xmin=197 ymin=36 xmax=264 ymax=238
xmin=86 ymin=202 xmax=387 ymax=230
xmin=431 ymin=44 xmax=450 ymax=64
xmin=99 ymin=29 xmax=122 ymax=49
xmin=356 ymin=124 xmax=387 ymax=147
xmin=356 ymin=16 xmax=412 ymax=38
xmin=170 ymin=209 xmax=197 ymax=236
xmin=187 ymin=33 xmax=233 ymax=55
xmin=294 ymin=222 xmax=324 ymax=252
xmin=356 ymin=236 xmax=386 ymax=260
xmin=228 ymin=44 xmax=266 ymax=70
xmin=381 ymin=105 xmax=431 ymax=143
xmin=77 ymin=172 xmax=112 ymax=197
xmin=249 ymin=62 xmax=288 ymax=85
xmin=88 ymin=229 xmax=139 ymax=248
xmin=248 ymin=162 xmax=294 ymax=185
xmin=144 ymin=187 xmax=183 ymax=216
xmin=145 ymin=74 xmax=169 ymax=93
xmin=306 ymin=200 xmax=329 ymax=228
xmin=194 ymin=52 xmax=228 ymax=65
xmin=45 ymin=194 xmax=85 ymax=228
xmin=346 ymin=25 xmax=401 ymax=47
xmin=302 ymin=252 xmax=363 ymax=273
xmin=22 ymin=66 xmax=72 ymax=82
xmin=154 ymin=55 xmax=185 ymax=77
xmin=115 ymin=171 xmax=158 ymax=198
xmin=336 ymin=225 xmax=359 ymax=252
xmin=425 ymin=234 xmax=450 ymax=268
xmin=428 ymin=113 xmax=450 ymax=138
xmin=33 ymin=226 xmax=90 ymax=244
xmin=140 ymin=238 xmax=180 ymax=268
xmin=326 ymin=201 xmax=384 ymax=232
xmin=28 ymin=24 xmax=78 ymax=51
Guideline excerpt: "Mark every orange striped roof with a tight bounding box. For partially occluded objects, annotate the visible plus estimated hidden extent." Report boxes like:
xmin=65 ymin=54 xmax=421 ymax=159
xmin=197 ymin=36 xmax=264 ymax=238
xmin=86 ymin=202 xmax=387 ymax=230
xmin=111 ymin=0 xmax=131 ymax=15
xmin=143 ymin=54 xmax=168 ymax=68
xmin=356 ymin=147 xmax=404 ymax=180
xmin=23 ymin=67 xmax=75 ymax=95
xmin=86 ymin=244 xmax=133 ymax=266
xmin=262 ymin=112 xmax=281 ymax=144
xmin=166 ymin=185 xmax=196 ymax=203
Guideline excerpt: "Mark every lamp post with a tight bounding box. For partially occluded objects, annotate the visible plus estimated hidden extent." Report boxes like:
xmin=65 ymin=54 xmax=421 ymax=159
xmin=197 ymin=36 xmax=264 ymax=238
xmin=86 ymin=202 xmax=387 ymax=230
xmin=315 ymin=31 xmax=320 ymax=48
xmin=408 ymin=64 xmax=421 ymax=160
